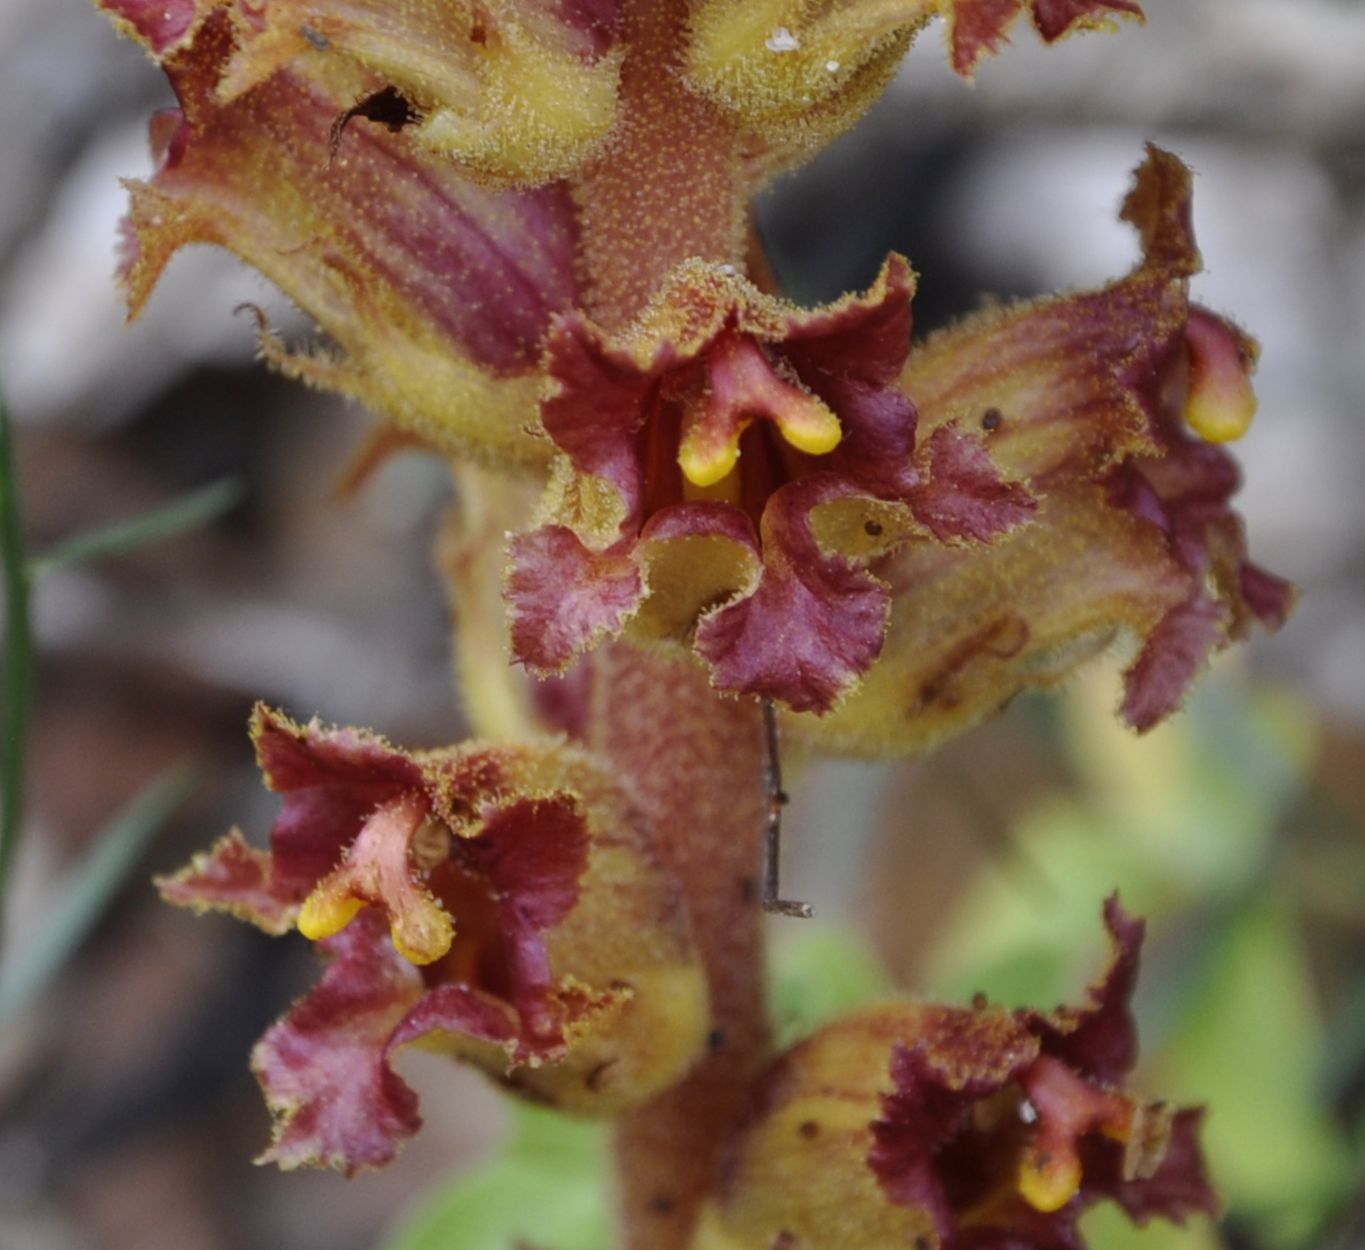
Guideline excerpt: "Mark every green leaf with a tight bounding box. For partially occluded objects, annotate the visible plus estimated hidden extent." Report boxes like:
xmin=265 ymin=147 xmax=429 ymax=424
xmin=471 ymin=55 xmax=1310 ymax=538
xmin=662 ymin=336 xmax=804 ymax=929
xmin=770 ymin=922 xmax=894 ymax=1048
xmin=0 ymin=762 xmax=199 ymax=1021
xmin=383 ymin=1104 xmax=610 ymax=1250
xmin=1158 ymin=900 xmax=1352 ymax=1248
xmin=0 ymin=381 xmax=33 ymax=926
xmin=28 ymin=477 xmax=244 ymax=576
xmin=1080 ymin=1203 xmax=1220 ymax=1250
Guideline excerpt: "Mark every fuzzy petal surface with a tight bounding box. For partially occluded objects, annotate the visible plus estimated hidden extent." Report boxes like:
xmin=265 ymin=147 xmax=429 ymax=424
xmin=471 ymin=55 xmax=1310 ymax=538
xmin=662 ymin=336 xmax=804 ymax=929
xmin=253 ymin=910 xmax=424 ymax=1175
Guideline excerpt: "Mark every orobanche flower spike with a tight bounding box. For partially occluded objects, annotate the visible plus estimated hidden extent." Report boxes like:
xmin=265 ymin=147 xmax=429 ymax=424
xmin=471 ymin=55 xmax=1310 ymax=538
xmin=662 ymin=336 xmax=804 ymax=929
xmin=159 ymin=706 xmax=708 ymax=1173
xmin=94 ymin=0 xmax=1293 ymax=1245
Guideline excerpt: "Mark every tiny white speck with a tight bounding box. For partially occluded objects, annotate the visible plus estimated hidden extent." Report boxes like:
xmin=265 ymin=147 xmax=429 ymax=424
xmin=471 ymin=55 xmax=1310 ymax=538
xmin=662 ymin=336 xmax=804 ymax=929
xmin=1019 ymin=1099 xmax=1038 ymax=1125
xmin=825 ymin=59 xmax=840 ymax=73
xmin=765 ymin=27 xmax=800 ymax=53
xmin=717 ymin=263 xmax=738 ymax=276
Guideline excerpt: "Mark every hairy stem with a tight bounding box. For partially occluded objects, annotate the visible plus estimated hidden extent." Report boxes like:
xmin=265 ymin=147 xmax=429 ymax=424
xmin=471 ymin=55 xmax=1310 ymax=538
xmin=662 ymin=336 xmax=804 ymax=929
xmin=567 ymin=5 xmax=763 ymax=1242
xmin=574 ymin=0 xmax=745 ymax=329
xmin=588 ymin=645 xmax=768 ymax=1250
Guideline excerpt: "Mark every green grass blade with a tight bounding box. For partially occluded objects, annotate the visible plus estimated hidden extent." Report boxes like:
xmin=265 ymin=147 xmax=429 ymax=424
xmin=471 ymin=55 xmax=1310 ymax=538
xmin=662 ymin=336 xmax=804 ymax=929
xmin=0 ymin=383 xmax=32 ymax=924
xmin=0 ymin=761 xmax=199 ymax=1022
xmin=28 ymin=478 xmax=244 ymax=576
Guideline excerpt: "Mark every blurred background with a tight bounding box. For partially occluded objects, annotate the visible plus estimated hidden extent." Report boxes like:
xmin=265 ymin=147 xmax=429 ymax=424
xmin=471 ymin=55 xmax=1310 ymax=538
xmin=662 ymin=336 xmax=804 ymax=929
xmin=0 ymin=1 xmax=1362 ymax=1248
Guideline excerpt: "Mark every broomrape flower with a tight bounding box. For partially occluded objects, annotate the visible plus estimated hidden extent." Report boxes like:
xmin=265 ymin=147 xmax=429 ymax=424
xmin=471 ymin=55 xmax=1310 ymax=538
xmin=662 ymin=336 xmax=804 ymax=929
xmin=691 ymin=899 xmax=1216 ymax=1250
xmin=504 ymin=254 xmax=1034 ymax=713
xmin=105 ymin=0 xmax=586 ymax=465
xmin=159 ymin=706 xmax=709 ymax=1173
xmin=790 ymin=146 xmax=1294 ymax=754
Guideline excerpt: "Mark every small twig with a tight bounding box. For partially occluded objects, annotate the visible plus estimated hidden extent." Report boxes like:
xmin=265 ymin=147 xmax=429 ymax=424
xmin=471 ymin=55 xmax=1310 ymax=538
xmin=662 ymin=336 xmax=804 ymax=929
xmin=760 ymin=699 xmax=812 ymax=919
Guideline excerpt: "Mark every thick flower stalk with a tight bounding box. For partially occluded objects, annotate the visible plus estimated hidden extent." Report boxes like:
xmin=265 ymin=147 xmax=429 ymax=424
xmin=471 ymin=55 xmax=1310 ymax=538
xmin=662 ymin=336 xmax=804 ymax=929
xmin=96 ymin=0 xmax=1292 ymax=1246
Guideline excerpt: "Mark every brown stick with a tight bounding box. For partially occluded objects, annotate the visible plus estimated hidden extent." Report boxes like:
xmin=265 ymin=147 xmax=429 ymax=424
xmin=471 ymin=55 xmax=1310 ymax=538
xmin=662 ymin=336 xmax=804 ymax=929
xmin=761 ymin=698 xmax=814 ymax=920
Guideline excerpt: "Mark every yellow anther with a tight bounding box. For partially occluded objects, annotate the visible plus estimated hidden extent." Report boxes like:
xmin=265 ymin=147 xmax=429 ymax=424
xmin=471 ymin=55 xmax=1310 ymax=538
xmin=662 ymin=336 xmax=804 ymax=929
xmin=391 ymin=921 xmax=453 ymax=967
xmin=774 ymin=397 xmax=842 ymax=456
xmin=1184 ymin=308 xmax=1257 ymax=443
xmin=297 ymin=889 xmax=365 ymax=941
xmin=1186 ymin=377 xmax=1256 ymax=444
xmin=679 ymin=427 xmax=743 ymax=488
xmin=1018 ymin=1148 xmax=1083 ymax=1213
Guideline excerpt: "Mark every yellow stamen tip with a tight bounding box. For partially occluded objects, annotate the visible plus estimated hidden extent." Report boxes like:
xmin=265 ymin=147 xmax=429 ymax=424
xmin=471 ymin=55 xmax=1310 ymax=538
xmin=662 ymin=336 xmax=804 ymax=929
xmin=679 ymin=435 xmax=742 ymax=488
xmin=776 ymin=403 xmax=843 ymax=456
xmin=389 ymin=901 xmax=456 ymax=966
xmin=1018 ymin=1152 xmax=1082 ymax=1213
xmin=296 ymin=890 xmax=365 ymax=941
xmin=391 ymin=926 xmax=452 ymax=967
xmin=1184 ymin=308 xmax=1258 ymax=443
xmin=1186 ymin=385 xmax=1256 ymax=444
